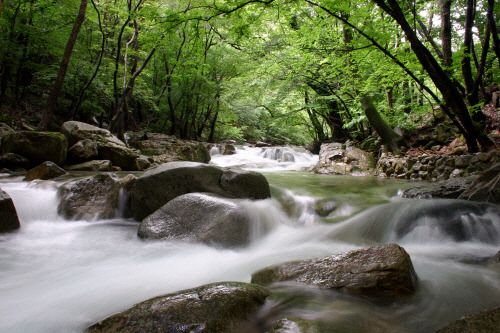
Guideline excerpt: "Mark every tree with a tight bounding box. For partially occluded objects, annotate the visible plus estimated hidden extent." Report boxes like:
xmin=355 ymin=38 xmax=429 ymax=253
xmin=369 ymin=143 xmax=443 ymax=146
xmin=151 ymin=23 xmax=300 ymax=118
xmin=40 ymin=0 xmax=88 ymax=130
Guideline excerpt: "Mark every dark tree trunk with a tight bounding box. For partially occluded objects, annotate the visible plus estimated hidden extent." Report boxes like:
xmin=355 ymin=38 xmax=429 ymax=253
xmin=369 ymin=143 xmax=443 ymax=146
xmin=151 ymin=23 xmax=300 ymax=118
xmin=373 ymin=0 xmax=494 ymax=152
xmin=41 ymin=0 xmax=88 ymax=130
xmin=360 ymin=94 xmax=406 ymax=154
xmin=462 ymin=0 xmax=479 ymax=108
xmin=439 ymin=0 xmax=453 ymax=68
xmin=487 ymin=0 xmax=500 ymax=67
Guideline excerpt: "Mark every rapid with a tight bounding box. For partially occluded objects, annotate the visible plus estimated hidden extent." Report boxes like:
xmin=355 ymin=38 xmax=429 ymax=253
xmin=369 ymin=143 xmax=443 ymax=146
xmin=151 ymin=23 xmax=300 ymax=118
xmin=0 ymin=146 xmax=499 ymax=332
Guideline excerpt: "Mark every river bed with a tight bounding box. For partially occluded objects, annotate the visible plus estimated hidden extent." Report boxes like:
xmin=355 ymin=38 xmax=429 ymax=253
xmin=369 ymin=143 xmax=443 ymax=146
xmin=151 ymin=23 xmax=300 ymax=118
xmin=0 ymin=146 xmax=499 ymax=332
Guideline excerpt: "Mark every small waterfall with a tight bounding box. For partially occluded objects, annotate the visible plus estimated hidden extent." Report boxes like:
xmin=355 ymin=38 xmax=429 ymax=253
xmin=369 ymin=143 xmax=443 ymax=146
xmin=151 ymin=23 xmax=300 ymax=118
xmin=328 ymin=199 xmax=500 ymax=245
xmin=209 ymin=146 xmax=220 ymax=156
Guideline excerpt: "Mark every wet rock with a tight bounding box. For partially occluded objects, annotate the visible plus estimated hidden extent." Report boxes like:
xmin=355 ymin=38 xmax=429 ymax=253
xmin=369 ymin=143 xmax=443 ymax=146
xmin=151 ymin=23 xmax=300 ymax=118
xmin=271 ymin=318 xmax=319 ymax=333
xmin=402 ymin=177 xmax=476 ymax=199
xmin=435 ymin=307 xmax=500 ymax=333
xmin=0 ymin=153 xmax=30 ymax=170
xmin=0 ymin=188 xmax=20 ymax=232
xmin=129 ymin=162 xmax=270 ymax=221
xmin=66 ymin=139 xmax=98 ymax=164
xmin=24 ymin=161 xmax=66 ymax=181
xmin=223 ymin=144 xmax=236 ymax=155
xmin=314 ymin=198 xmax=337 ymax=217
xmin=57 ymin=173 xmax=121 ymax=220
xmin=87 ymin=282 xmax=270 ymax=333
xmin=251 ymin=244 xmax=418 ymax=297
xmin=65 ymin=160 xmax=113 ymax=172
xmin=1 ymin=131 xmax=68 ymax=166
xmin=459 ymin=164 xmax=500 ymax=204
xmin=138 ymin=193 xmax=251 ymax=248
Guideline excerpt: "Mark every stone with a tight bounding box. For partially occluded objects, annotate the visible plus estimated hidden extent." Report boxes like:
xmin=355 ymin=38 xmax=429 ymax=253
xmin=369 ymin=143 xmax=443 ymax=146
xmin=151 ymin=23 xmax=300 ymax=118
xmin=57 ymin=173 xmax=122 ymax=220
xmin=65 ymin=160 xmax=113 ymax=172
xmin=87 ymin=282 xmax=270 ymax=333
xmin=459 ymin=164 xmax=500 ymax=204
xmin=135 ymin=155 xmax=151 ymax=170
xmin=0 ymin=188 xmax=20 ymax=232
xmin=98 ymin=143 xmax=139 ymax=171
xmin=24 ymin=161 xmax=66 ymax=181
xmin=0 ymin=153 xmax=30 ymax=170
xmin=129 ymin=162 xmax=270 ymax=221
xmin=435 ymin=307 xmax=500 ymax=333
xmin=223 ymin=144 xmax=236 ymax=155
xmin=314 ymin=198 xmax=337 ymax=217
xmin=138 ymin=193 xmax=252 ymax=248
xmin=313 ymin=143 xmax=374 ymax=176
xmin=61 ymin=121 xmax=125 ymax=147
xmin=66 ymin=139 xmax=98 ymax=164
xmin=402 ymin=177 xmax=476 ymax=199
xmin=251 ymin=244 xmax=418 ymax=297
xmin=0 ymin=123 xmax=15 ymax=143
xmin=1 ymin=131 xmax=68 ymax=166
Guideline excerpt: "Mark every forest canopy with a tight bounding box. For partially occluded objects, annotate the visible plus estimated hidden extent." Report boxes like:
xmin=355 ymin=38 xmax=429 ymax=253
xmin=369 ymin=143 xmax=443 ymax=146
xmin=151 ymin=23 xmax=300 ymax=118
xmin=0 ymin=0 xmax=499 ymax=152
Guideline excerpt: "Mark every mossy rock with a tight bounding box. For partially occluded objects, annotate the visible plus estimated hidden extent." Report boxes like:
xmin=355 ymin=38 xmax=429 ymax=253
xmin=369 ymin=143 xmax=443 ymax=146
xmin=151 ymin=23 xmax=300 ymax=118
xmin=87 ymin=282 xmax=270 ymax=333
xmin=1 ymin=131 xmax=68 ymax=167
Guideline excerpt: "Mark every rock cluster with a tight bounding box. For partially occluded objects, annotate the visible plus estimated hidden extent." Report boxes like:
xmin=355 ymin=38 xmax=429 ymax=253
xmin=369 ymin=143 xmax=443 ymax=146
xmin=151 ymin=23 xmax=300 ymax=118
xmin=377 ymin=150 xmax=500 ymax=181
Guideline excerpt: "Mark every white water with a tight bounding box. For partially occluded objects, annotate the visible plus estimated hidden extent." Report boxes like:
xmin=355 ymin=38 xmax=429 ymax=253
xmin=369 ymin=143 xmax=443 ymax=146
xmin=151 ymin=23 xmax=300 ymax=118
xmin=0 ymin=147 xmax=499 ymax=332
xmin=210 ymin=145 xmax=318 ymax=171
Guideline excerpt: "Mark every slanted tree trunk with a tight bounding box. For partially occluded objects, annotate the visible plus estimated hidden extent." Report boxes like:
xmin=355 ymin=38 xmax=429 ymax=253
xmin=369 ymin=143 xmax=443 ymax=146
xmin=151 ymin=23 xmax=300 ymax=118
xmin=40 ymin=0 xmax=88 ymax=130
xmin=373 ymin=0 xmax=494 ymax=152
xmin=360 ymin=94 xmax=406 ymax=154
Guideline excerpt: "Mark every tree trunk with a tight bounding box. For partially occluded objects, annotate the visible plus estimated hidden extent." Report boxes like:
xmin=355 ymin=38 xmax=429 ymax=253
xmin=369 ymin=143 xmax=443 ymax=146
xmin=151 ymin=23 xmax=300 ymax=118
xmin=439 ymin=0 xmax=453 ymax=68
xmin=487 ymin=0 xmax=500 ymax=67
xmin=360 ymin=94 xmax=406 ymax=154
xmin=462 ymin=0 xmax=479 ymax=108
xmin=41 ymin=0 xmax=88 ymax=130
xmin=373 ymin=0 xmax=494 ymax=152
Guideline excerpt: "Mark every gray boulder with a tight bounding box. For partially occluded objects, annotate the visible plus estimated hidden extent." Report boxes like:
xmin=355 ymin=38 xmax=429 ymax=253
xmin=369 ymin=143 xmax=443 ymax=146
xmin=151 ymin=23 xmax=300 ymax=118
xmin=0 ymin=188 xmax=20 ymax=232
xmin=61 ymin=121 xmax=125 ymax=147
xmin=0 ymin=153 xmax=30 ymax=170
xmin=435 ymin=307 xmax=500 ymax=333
xmin=24 ymin=161 xmax=66 ymax=181
xmin=87 ymin=282 xmax=270 ymax=333
xmin=138 ymin=193 xmax=251 ymax=248
xmin=65 ymin=160 xmax=113 ymax=172
xmin=1 ymin=131 xmax=68 ymax=166
xmin=61 ymin=121 xmax=140 ymax=171
xmin=57 ymin=173 xmax=121 ymax=220
xmin=129 ymin=162 xmax=270 ymax=221
xmin=402 ymin=177 xmax=475 ymax=199
xmin=251 ymin=244 xmax=418 ymax=297
xmin=313 ymin=143 xmax=375 ymax=175
xmin=66 ymin=139 xmax=98 ymax=164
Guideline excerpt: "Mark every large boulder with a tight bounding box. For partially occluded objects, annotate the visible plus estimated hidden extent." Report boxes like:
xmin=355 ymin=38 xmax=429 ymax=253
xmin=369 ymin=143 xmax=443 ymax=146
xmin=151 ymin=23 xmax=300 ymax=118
xmin=24 ymin=161 xmax=66 ymax=181
xmin=458 ymin=164 xmax=500 ymax=204
xmin=251 ymin=244 xmax=418 ymax=297
xmin=138 ymin=193 xmax=251 ymax=248
xmin=1 ymin=131 xmax=68 ymax=166
xmin=313 ymin=143 xmax=375 ymax=175
xmin=87 ymin=282 xmax=270 ymax=333
xmin=435 ymin=307 xmax=500 ymax=333
xmin=129 ymin=162 xmax=271 ymax=221
xmin=0 ymin=188 xmax=20 ymax=232
xmin=0 ymin=153 xmax=30 ymax=170
xmin=128 ymin=132 xmax=210 ymax=163
xmin=57 ymin=173 xmax=122 ymax=220
xmin=61 ymin=121 xmax=140 ymax=171
xmin=61 ymin=121 xmax=125 ymax=147
xmin=66 ymin=139 xmax=99 ymax=164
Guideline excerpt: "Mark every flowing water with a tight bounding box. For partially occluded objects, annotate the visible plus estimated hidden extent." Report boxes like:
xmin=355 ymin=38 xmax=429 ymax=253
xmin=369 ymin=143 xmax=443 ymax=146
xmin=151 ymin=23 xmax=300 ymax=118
xmin=0 ymin=146 xmax=499 ymax=332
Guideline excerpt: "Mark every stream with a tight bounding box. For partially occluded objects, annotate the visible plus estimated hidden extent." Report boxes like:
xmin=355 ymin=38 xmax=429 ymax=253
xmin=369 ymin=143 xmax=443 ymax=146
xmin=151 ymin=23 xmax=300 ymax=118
xmin=0 ymin=146 xmax=499 ymax=332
